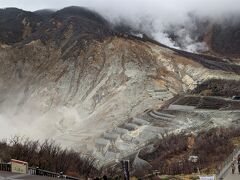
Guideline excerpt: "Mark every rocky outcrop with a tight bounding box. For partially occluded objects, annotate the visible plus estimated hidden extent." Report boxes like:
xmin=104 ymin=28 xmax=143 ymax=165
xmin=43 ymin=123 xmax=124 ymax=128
xmin=0 ymin=7 xmax=240 ymax=162
xmin=1 ymin=35 xmax=239 ymax=147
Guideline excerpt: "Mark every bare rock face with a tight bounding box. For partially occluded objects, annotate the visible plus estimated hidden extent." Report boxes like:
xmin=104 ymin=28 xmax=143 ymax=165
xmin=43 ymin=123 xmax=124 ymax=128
xmin=0 ymin=7 xmax=240 ymax=163
xmin=1 ymin=36 xmax=239 ymax=144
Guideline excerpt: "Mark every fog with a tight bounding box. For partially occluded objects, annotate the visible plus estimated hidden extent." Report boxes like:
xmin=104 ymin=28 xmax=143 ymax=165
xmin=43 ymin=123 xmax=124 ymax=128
xmin=1 ymin=0 xmax=240 ymax=51
xmin=0 ymin=99 xmax=82 ymax=143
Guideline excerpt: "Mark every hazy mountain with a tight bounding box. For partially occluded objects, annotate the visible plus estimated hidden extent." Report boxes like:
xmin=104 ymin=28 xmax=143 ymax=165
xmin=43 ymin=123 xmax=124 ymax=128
xmin=0 ymin=7 xmax=239 ymax=167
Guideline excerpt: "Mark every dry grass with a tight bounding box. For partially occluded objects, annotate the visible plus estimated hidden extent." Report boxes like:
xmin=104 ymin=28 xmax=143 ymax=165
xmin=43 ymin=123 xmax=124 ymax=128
xmin=231 ymin=137 xmax=240 ymax=146
xmin=139 ymin=127 xmax=240 ymax=176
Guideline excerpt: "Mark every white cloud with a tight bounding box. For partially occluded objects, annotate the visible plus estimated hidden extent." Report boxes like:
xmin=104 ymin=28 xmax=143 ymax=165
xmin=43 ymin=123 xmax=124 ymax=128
xmin=1 ymin=0 xmax=239 ymax=16
xmin=1 ymin=0 xmax=240 ymax=51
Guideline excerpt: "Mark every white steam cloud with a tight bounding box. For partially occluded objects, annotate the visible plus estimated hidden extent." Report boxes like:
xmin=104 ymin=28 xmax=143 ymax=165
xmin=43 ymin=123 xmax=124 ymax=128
xmin=1 ymin=0 xmax=240 ymax=52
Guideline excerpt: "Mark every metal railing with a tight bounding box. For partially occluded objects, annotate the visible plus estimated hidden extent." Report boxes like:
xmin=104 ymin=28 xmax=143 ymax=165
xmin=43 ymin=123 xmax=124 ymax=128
xmin=138 ymin=170 xmax=161 ymax=180
xmin=0 ymin=163 xmax=11 ymax=172
xmin=216 ymin=146 xmax=240 ymax=180
xmin=138 ymin=171 xmax=217 ymax=180
xmin=28 ymin=167 xmax=80 ymax=179
xmin=0 ymin=163 xmax=80 ymax=179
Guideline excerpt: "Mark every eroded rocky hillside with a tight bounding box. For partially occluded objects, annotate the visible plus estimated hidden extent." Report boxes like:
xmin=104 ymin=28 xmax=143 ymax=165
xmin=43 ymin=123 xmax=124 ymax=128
xmin=0 ymin=7 xmax=240 ymax=166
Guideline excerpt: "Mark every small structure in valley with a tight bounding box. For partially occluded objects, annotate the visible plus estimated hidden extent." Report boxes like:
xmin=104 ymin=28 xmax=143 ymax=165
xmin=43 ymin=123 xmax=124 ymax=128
xmin=232 ymin=96 xmax=240 ymax=100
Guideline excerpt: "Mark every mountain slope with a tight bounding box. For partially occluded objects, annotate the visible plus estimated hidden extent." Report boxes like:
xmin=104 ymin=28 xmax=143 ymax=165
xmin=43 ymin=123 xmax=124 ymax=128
xmin=0 ymin=7 xmax=240 ymax=164
xmin=166 ymin=15 xmax=240 ymax=61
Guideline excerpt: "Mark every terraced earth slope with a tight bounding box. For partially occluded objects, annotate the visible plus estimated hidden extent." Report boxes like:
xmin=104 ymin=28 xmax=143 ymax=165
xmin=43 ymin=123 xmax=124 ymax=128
xmin=0 ymin=7 xmax=240 ymax=166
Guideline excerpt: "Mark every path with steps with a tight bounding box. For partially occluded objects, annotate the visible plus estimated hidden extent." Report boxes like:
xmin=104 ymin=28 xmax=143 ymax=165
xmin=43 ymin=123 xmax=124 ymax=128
xmin=223 ymin=163 xmax=240 ymax=180
xmin=217 ymin=147 xmax=240 ymax=180
xmin=89 ymin=95 xmax=240 ymax=168
xmin=187 ymin=120 xmax=214 ymax=132
xmin=148 ymin=110 xmax=176 ymax=122
xmin=92 ymin=110 xmax=178 ymax=166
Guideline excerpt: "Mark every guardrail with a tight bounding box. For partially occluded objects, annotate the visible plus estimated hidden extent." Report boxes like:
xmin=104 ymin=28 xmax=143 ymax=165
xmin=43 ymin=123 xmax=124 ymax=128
xmin=29 ymin=167 xmax=80 ymax=179
xmin=216 ymin=146 xmax=240 ymax=180
xmin=0 ymin=163 xmax=80 ymax=179
xmin=138 ymin=171 xmax=217 ymax=180
xmin=0 ymin=164 xmax=79 ymax=179
xmin=0 ymin=163 xmax=11 ymax=172
xmin=138 ymin=170 xmax=161 ymax=180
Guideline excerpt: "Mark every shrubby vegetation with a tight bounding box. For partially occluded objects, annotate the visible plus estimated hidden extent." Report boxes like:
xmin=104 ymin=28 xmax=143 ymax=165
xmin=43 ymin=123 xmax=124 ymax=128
xmin=140 ymin=127 xmax=240 ymax=175
xmin=1 ymin=127 xmax=240 ymax=178
xmin=192 ymin=79 xmax=240 ymax=97
xmin=0 ymin=137 xmax=100 ymax=178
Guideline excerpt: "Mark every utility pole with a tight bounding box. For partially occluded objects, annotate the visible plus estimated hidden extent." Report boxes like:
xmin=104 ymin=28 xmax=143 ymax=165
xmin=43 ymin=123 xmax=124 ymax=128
xmin=121 ymin=160 xmax=130 ymax=180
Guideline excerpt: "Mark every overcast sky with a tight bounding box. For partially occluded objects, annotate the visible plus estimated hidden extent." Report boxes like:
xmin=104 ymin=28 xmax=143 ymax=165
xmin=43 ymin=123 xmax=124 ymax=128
xmin=1 ymin=0 xmax=240 ymax=52
xmin=1 ymin=0 xmax=240 ymax=14
xmin=1 ymin=0 xmax=240 ymax=24
xmin=1 ymin=0 xmax=240 ymax=26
